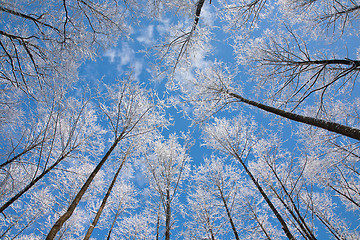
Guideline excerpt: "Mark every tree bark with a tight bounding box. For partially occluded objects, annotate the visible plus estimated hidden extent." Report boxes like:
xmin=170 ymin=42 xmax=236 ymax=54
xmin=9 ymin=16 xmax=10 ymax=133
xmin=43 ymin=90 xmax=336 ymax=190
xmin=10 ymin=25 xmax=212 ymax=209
xmin=83 ymin=156 xmax=126 ymax=240
xmin=46 ymin=132 xmax=125 ymax=240
xmin=228 ymin=91 xmax=360 ymax=141
xmin=106 ymin=199 xmax=123 ymax=240
xmin=195 ymin=0 xmax=206 ymax=25
xmin=165 ymin=189 xmax=171 ymax=240
xmin=289 ymin=59 xmax=360 ymax=67
xmin=233 ymin=152 xmax=295 ymax=240
xmin=218 ymin=187 xmax=240 ymax=240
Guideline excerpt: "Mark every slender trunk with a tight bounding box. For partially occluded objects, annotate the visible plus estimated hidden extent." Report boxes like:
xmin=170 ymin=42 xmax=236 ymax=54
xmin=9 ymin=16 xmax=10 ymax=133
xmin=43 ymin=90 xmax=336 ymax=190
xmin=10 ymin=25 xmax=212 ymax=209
xmin=293 ymin=59 xmax=360 ymax=67
xmin=204 ymin=210 xmax=216 ymax=240
xmin=253 ymin=211 xmax=272 ymax=240
xmin=46 ymin=132 xmax=124 ymax=240
xmin=83 ymin=157 xmax=126 ymax=240
xmin=165 ymin=189 xmax=171 ymax=240
xmin=233 ymin=152 xmax=295 ymax=240
xmin=106 ymin=199 xmax=123 ymax=240
xmin=228 ymin=91 xmax=360 ymax=141
xmin=270 ymin=185 xmax=313 ymax=239
xmin=209 ymin=227 xmax=216 ymax=240
xmin=218 ymin=187 xmax=240 ymax=240
xmin=0 ymin=149 xmax=73 ymax=213
xmin=314 ymin=213 xmax=342 ymax=240
xmin=155 ymin=203 xmax=161 ymax=240
xmin=0 ymin=141 xmax=43 ymax=169
xmin=267 ymin=164 xmax=317 ymax=240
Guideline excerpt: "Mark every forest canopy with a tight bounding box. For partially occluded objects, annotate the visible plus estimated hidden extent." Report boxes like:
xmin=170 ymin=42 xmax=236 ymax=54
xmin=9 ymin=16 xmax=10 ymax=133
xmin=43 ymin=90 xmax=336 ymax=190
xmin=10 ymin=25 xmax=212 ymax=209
xmin=0 ymin=0 xmax=359 ymax=239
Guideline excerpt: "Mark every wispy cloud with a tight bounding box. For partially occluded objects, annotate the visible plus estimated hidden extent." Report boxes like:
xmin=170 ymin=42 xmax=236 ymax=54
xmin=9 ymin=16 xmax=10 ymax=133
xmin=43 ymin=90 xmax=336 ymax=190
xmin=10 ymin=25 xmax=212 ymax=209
xmin=104 ymin=49 xmax=117 ymax=63
xmin=137 ymin=25 xmax=154 ymax=45
xmin=103 ymin=43 xmax=143 ymax=79
xmin=119 ymin=43 xmax=135 ymax=65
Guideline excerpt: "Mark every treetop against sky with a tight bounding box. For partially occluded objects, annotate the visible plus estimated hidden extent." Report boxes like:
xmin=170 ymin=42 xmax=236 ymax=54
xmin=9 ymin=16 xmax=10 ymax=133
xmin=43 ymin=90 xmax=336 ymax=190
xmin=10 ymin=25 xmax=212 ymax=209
xmin=0 ymin=0 xmax=360 ymax=239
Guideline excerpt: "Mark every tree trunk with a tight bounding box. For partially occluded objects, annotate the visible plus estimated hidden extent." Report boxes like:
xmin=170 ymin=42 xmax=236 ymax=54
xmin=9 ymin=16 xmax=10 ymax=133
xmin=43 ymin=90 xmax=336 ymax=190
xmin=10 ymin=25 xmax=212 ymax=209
xmin=106 ymin=198 xmax=124 ymax=240
xmin=155 ymin=203 xmax=161 ymax=240
xmin=83 ymin=156 xmax=126 ymax=240
xmin=0 ymin=149 xmax=73 ymax=213
xmin=46 ymin=132 xmax=125 ymax=240
xmin=165 ymin=189 xmax=171 ymax=240
xmin=266 ymin=163 xmax=317 ymax=240
xmin=218 ymin=187 xmax=240 ymax=240
xmin=233 ymin=152 xmax=295 ymax=240
xmin=228 ymin=91 xmax=360 ymax=141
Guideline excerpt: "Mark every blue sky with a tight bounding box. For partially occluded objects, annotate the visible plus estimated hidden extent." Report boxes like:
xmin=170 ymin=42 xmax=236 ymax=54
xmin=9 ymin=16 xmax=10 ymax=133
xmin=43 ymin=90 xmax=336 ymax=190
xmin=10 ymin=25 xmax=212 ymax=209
xmin=75 ymin=4 xmax=360 ymax=235
xmin=1 ymin=0 xmax=360 ymax=239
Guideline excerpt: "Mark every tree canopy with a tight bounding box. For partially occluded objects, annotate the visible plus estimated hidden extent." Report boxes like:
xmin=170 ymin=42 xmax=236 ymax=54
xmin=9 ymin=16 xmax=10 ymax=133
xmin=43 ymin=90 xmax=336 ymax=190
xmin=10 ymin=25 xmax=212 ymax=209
xmin=1 ymin=0 xmax=359 ymax=239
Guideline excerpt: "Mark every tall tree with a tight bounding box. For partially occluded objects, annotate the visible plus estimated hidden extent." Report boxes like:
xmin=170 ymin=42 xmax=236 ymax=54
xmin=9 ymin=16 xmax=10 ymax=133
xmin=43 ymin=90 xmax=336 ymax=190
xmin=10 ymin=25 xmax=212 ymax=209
xmin=0 ymin=0 xmax=129 ymax=98
xmin=203 ymin=115 xmax=298 ymax=239
xmin=0 ymin=90 xmax=104 ymax=238
xmin=83 ymin=142 xmax=135 ymax=240
xmin=203 ymin=113 xmax=359 ymax=239
xmin=143 ymin=134 xmax=191 ymax=240
xmin=189 ymin=156 xmax=248 ymax=240
xmin=46 ymin=76 xmax=167 ymax=239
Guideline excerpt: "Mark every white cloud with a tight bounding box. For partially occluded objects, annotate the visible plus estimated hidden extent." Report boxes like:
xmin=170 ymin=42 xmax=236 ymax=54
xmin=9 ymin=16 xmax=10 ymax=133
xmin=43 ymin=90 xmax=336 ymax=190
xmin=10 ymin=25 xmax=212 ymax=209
xmin=137 ymin=25 xmax=154 ymax=45
xmin=103 ymin=43 xmax=143 ymax=79
xmin=133 ymin=61 xmax=143 ymax=79
xmin=156 ymin=18 xmax=171 ymax=36
xmin=103 ymin=43 xmax=135 ymax=66
xmin=201 ymin=4 xmax=214 ymax=26
xmin=119 ymin=43 xmax=135 ymax=66
xmin=104 ymin=49 xmax=116 ymax=63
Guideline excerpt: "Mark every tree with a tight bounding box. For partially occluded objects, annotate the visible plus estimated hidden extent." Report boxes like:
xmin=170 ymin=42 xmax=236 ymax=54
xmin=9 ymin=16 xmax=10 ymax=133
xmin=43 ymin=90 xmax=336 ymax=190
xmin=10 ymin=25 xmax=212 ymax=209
xmin=235 ymin=26 xmax=359 ymax=112
xmin=113 ymin=212 xmax=154 ymax=240
xmin=188 ymin=156 xmax=248 ymax=240
xmin=104 ymin=179 xmax=139 ymax=240
xmin=0 ymin=0 xmax=129 ymax=98
xmin=186 ymin=187 xmax=224 ymax=240
xmin=143 ymin=134 xmax=191 ymax=240
xmin=202 ymin=113 xmax=359 ymax=239
xmin=0 ymin=89 xmax=106 ymax=238
xmin=1 ymin=0 xmax=359 ymax=238
xmin=46 ymin=76 xmax=167 ymax=239
xmin=203 ymin=114 xmax=299 ymax=239
xmin=83 ymin=141 xmax=136 ymax=240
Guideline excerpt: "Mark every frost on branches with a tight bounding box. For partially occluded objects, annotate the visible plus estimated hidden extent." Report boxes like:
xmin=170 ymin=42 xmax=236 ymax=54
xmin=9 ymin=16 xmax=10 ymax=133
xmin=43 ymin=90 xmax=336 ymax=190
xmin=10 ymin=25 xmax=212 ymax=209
xmin=1 ymin=0 xmax=359 ymax=239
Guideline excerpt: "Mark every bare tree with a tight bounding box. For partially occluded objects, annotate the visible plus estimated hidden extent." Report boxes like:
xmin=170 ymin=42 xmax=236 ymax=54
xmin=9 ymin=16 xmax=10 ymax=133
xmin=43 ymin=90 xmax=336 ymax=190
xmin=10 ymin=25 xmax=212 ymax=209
xmin=190 ymin=156 xmax=246 ymax=240
xmin=83 ymin=143 xmax=135 ymax=240
xmin=0 ymin=91 xmax=103 ymax=237
xmin=46 ymin=77 xmax=167 ymax=239
xmin=235 ymin=26 xmax=360 ymax=112
xmin=0 ymin=0 xmax=129 ymax=97
xmin=144 ymin=134 xmax=191 ymax=240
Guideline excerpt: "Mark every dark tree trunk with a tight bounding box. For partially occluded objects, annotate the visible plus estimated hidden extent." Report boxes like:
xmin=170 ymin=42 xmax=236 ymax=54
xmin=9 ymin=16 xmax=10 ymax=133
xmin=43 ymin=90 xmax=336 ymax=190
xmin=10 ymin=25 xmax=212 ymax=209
xmin=165 ymin=189 xmax=171 ymax=240
xmin=83 ymin=156 xmax=126 ymax=240
xmin=228 ymin=91 xmax=360 ymax=141
xmin=106 ymin=197 xmax=124 ymax=240
xmin=218 ymin=187 xmax=240 ymax=240
xmin=46 ymin=132 xmax=125 ymax=240
xmin=233 ymin=152 xmax=296 ymax=240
